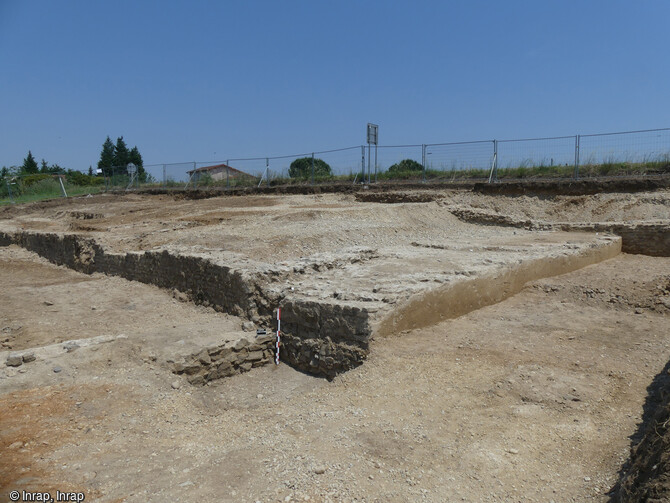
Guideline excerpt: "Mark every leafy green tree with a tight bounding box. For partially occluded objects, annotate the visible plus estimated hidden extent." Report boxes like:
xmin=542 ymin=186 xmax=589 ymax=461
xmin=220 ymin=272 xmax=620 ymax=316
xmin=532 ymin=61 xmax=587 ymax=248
xmin=98 ymin=136 xmax=115 ymax=173
xmin=22 ymin=151 xmax=39 ymax=174
xmin=288 ymin=157 xmax=332 ymax=178
xmin=113 ymin=136 xmax=130 ymax=169
xmin=128 ymin=146 xmax=146 ymax=181
xmin=40 ymin=159 xmax=49 ymax=173
xmin=388 ymin=159 xmax=423 ymax=173
xmin=1 ymin=167 xmax=8 ymax=178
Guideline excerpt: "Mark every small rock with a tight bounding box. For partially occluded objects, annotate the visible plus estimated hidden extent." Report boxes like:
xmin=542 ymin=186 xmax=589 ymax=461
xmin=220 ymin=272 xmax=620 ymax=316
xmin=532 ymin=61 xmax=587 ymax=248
xmin=635 ymin=308 xmax=644 ymax=314
xmin=171 ymin=380 xmax=182 ymax=390
xmin=53 ymin=366 xmax=62 ymax=373
xmin=63 ymin=343 xmax=80 ymax=353
xmin=242 ymin=321 xmax=255 ymax=332
xmin=44 ymin=301 xmax=54 ymax=306
xmin=257 ymin=394 xmax=264 ymax=399
xmin=584 ymin=476 xmax=591 ymax=482
xmin=6 ymin=354 xmax=23 ymax=367
xmin=8 ymin=441 xmax=23 ymax=449
xmin=22 ymin=353 xmax=36 ymax=363
xmin=313 ymin=466 xmax=326 ymax=475
xmin=507 ymin=448 xmax=519 ymax=454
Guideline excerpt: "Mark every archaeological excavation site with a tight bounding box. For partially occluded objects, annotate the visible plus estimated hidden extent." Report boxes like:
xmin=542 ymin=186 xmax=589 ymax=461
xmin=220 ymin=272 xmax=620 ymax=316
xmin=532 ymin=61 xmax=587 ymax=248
xmin=1 ymin=179 xmax=670 ymax=502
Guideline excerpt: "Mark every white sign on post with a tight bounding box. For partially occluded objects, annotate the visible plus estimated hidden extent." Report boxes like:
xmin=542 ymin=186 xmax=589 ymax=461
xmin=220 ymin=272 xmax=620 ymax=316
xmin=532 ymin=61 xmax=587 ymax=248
xmin=127 ymin=163 xmax=137 ymax=175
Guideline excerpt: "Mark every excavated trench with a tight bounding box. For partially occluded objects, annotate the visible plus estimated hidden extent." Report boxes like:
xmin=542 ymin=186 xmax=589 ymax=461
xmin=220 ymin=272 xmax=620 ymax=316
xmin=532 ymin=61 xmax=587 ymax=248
xmin=0 ymin=227 xmax=626 ymax=382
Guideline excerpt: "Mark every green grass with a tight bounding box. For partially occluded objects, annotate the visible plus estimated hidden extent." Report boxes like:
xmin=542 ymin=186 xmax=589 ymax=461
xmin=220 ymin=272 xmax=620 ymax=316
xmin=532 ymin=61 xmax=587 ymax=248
xmin=0 ymin=180 xmax=104 ymax=206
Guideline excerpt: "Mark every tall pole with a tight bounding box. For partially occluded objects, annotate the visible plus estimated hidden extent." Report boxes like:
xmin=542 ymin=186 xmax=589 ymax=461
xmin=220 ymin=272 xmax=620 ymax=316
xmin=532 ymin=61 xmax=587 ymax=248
xmin=226 ymin=160 xmax=230 ymax=189
xmin=361 ymin=145 xmax=365 ymax=182
xmin=374 ymin=144 xmax=378 ymax=183
xmin=493 ymin=139 xmax=498 ymax=181
xmin=367 ymin=144 xmax=371 ymax=183
xmin=574 ymin=135 xmax=580 ymax=179
xmin=421 ymin=144 xmax=426 ymax=183
xmin=311 ymin=153 xmax=315 ymax=185
xmin=6 ymin=180 xmax=14 ymax=204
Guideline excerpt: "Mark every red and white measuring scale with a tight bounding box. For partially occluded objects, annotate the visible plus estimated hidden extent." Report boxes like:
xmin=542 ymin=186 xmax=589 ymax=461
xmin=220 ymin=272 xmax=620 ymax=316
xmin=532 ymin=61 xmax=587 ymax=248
xmin=275 ymin=308 xmax=281 ymax=365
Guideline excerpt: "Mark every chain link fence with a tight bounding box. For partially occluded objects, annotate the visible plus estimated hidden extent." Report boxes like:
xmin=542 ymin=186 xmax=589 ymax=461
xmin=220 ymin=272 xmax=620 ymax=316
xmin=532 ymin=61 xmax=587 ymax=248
xmin=78 ymin=126 xmax=670 ymax=190
xmin=3 ymin=127 xmax=670 ymax=204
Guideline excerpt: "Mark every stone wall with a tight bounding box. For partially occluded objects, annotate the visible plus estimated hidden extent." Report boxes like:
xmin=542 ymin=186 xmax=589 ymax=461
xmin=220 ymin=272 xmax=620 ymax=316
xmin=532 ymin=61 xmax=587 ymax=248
xmin=279 ymin=299 xmax=372 ymax=379
xmin=558 ymin=223 xmax=670 ymax=257
xmin=170 ymin=334 xmax=276 ymax=385
xmin=447 ymin=210 xmax=670 ymax=257
xmin=0 ymin=230 xmax=373 ymax=379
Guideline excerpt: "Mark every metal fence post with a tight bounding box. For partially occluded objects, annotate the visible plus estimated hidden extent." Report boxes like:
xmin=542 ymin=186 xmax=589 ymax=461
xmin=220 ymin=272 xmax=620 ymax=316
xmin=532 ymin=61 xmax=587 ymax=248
xmin=6 ymin=180 xmax=14 ymax=204
xmin=266 ymin=158 xmax=270 ymax=187
xmin=421 ymin=144 xmax=426 ymax=182
xmin=311 ymin=153 xmax=315 ymax=185
xmin=374 ymin=144 xmax=378 ymax=183
xmin=487 ymin=140 xmax=498 ymax=183
xmin=162 ymin=164 xmax=166 ymax=187
xmin=574 ymin=135 xmax=580 ymax=179
xmin=361 ymin=145 xmax=365 ymax=182
xmin=226 ymin=160 xmax=230 ymax=189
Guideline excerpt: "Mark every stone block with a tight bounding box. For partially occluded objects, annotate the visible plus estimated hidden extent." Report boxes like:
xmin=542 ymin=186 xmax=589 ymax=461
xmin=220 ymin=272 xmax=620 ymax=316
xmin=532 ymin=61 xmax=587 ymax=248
xmin=197 ymin=350 xmax=211 ymax=365
xmin=234 ymin=338 xmax=249 ymax=350
xmin=6 ymin=354 xmax=22 ymax=367
xmin=246 ymin=350 xmax=264 ymax=362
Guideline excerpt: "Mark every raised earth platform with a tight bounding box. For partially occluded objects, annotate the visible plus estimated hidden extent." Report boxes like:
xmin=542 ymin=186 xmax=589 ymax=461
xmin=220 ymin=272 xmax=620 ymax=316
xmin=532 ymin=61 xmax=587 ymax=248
xmin=0 ymin=191 xmax=625 ymax=379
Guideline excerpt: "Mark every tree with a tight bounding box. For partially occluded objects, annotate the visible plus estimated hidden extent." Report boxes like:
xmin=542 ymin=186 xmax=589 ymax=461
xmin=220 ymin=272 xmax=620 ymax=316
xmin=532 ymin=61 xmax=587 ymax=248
xmin=113 ymin=136 xmax=130 ymax=169
xmin=40 ymin=159 xmax=49 ymax=173
xmin=128 ymin=146 xmax=146 ymax=181
xmin=98 ymin=136 xmax=115 ymax=173
xmin=1 ymin=167 xmax=8 ymax=178
xmin=288 ymin=157 xmax=332 ymax=178
xmin=88 ymin=166 xmax=93 ymax=176
xmin=22 ymin=151 xmax=39 ymax=174
xmin=388 ymin=159 xmax=423 ymax=173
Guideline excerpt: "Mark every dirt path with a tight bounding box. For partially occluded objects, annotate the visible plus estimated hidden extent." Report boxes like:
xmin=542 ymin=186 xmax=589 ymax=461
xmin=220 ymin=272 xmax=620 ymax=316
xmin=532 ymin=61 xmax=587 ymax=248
xmin=2 ymin=249 xmax=669 ymax=502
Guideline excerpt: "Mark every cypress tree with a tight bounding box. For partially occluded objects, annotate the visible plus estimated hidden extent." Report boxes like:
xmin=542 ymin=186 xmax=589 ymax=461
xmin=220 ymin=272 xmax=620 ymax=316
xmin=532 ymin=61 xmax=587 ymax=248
xmin=22 ymin=151 xmax=39 ymax=174
xmin=114 ymin=136 xmax=130 ymax=169
xmin=98 ymin=136 xmax=115 ymax=174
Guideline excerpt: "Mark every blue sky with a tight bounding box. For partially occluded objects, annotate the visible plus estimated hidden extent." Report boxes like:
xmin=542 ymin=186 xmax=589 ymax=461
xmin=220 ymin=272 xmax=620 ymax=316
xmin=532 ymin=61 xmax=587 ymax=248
xmin=1 ymin=0 xmax=668 ymax=171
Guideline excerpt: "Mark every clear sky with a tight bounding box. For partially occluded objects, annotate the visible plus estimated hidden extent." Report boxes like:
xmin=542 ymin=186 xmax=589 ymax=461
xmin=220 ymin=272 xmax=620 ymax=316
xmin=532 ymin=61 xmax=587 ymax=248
xmin=1 ymin=0 xmax=668 ymax=171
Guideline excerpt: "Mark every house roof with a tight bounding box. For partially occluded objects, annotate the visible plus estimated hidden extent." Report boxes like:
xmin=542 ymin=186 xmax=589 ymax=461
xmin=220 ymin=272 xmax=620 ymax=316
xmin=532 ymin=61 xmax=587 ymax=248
xmin=187 ymin=163 xmax=252 ymax=177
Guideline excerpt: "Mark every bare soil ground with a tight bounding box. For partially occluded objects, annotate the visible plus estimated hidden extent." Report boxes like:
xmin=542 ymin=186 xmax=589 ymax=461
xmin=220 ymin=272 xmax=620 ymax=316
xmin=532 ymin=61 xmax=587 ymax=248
xmin=1 ymin=189 xmax=669 ymax=502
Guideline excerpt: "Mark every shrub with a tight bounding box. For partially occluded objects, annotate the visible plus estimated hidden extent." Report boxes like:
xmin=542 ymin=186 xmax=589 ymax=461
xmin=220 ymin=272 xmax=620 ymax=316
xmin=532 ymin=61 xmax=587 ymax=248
xmin=66 ymin=170 xmax=104 ymax=186
xmin=288 ymin=157 xmax=332 ymax=178
xmin=388 ymin=159 xmax=423 ymax=173
xmin=21 ymin=174 xmax=53 ymax=186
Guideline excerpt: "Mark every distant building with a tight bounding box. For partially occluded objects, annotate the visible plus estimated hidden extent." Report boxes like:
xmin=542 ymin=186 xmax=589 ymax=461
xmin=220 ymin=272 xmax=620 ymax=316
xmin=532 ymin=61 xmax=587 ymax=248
xmin=187 ymin=163 xmax=254 ymax=183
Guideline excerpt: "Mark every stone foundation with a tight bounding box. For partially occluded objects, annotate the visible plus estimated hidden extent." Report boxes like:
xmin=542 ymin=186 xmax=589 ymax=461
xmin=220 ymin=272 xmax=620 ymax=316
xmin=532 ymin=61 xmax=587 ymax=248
xmin=169 ymin=334 xmax=276 ymax=385
xmin=0 ymin=230 xmax=372 ymax=379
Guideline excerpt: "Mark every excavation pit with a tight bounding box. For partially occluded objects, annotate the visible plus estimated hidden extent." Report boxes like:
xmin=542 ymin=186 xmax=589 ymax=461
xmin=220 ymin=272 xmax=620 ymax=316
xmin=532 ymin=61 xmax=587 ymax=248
xmin=1 ymin=187 xmax=669 ymax=502
xmin=0 ymin=191 xmax=627 ymax=379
